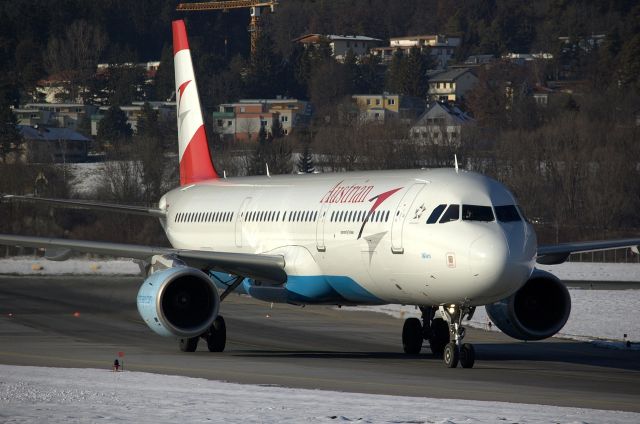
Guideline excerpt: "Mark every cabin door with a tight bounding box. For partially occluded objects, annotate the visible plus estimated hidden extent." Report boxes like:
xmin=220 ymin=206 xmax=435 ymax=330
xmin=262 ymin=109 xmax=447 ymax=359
xmin=390 ymin=183 xmax=426 ymax=254
xmin=235 ymin=197 xmax=252 ymax=247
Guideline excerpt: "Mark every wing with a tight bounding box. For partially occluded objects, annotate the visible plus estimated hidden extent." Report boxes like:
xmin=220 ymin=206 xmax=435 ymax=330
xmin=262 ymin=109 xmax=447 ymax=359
xmin=1 ymin=194 xmax=165 ymax=218
xmin=537 ymin=238 xmax=640 ymax=265
xmin=0 ymin=234 xmax=287 ymax=284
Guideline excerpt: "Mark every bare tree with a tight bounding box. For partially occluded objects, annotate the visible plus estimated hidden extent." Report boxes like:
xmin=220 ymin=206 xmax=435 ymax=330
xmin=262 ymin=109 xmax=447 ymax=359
xmin=44 ymin=20 xmax=108 ymax=102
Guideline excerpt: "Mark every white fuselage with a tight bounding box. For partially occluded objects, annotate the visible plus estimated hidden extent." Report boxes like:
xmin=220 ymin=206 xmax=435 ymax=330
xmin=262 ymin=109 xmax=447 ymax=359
xmin=159 ymin=168 xmax=537 ymax=307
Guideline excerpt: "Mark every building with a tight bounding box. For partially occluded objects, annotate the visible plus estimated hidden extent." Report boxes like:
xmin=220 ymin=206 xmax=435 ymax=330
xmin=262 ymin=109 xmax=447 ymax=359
xmin=15 ymin=125 xmax=91 ymax=163
xmin=212 ymin=98 xmax=311 ymax=142
xmin=464 ymin=54 xmax=495 ymax=66
xmin=293 ymin=34 xmax=381 ymax=62
xmin=427 ymin=68 xmax=478 ymax=102
xmin=91 ymin=101 xmax=176 ymax=136
xmin=371 ymin=34 xmax=461 ymax=68
xmin=16 ymin=103 xmax=98 ymax=132
xmin=410 ymin=102 xmax=474 ymax=145
xmin=351 ymin=94 xmax=425 ymax=123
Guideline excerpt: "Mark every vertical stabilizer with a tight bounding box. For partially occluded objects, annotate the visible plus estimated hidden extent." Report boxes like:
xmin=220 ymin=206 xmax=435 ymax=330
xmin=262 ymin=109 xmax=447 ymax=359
xmin=172 ymin=20 xmax=218 ymax=185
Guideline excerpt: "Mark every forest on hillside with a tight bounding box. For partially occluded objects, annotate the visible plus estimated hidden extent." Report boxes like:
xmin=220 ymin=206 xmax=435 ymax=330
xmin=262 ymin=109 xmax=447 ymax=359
xmin=0 ymin=0 xmax=639 ymax=107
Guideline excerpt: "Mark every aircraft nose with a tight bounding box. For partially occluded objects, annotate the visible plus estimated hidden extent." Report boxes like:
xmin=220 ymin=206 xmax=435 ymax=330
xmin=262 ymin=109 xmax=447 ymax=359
xmin=469 ymin=228 xmax=534 ymax=301
xmin=469 ymin=232 xmax=508 ymax=281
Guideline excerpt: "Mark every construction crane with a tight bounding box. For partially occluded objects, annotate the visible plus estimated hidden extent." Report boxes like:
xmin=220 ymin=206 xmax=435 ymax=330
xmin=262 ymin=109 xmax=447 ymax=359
xmin=176 ymin=1 xmax=278 ymax=57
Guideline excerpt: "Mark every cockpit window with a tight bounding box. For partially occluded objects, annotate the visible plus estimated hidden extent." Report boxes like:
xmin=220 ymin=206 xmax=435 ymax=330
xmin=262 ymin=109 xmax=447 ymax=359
xmin=439 ymin=204 xmax=460 ymax=223
xmin=462 ymin=205 xmax=495 ymax=222
xmin=495 ymin=205 xmax=522 ymax=222
xmin=426 ymin=204 xmax=447 ymax=224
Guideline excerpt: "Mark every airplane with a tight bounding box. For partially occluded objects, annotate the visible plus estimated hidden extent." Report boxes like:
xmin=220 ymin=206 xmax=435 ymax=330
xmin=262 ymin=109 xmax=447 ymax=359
xmin=1 ymin=20 xmax=639 ymax=368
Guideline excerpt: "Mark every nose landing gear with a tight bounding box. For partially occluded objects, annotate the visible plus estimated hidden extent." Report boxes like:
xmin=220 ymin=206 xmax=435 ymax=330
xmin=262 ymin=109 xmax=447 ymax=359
xmin=439 ymin=304 xmax=476 ymax=368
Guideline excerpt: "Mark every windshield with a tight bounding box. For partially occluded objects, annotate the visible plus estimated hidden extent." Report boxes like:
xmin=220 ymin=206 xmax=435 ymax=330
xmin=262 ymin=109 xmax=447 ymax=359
xmin=439 ymin=204 xmax=460 ymax=223
xmin=495 ymin=205 xmax=522 ymax=222
xmin=462 ymin=205 xmax=495 ymax=222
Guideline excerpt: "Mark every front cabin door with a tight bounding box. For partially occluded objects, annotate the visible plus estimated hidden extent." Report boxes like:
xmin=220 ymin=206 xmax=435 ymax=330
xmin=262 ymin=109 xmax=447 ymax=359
xmin=390 ymin=183 xmax=426 ymax=254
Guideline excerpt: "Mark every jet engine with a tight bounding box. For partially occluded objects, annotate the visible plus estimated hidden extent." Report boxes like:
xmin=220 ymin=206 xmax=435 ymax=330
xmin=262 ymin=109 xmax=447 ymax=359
xmin=485 ymin=269 xmax=571 ymax=341
xmin=137 ymin=267 xmax=219 ymax=338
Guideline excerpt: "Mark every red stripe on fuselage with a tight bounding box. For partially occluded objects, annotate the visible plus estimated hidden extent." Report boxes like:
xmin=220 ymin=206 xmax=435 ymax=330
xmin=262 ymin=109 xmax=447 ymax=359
xmin=172 ymin=20 xmax=190 ymax=56
xmin=180 ymin=125 xmax=218 ymax=185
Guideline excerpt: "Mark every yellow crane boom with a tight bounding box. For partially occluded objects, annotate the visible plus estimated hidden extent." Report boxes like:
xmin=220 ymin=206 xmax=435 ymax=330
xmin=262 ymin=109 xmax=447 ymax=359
xmin=177 ymin=1 xmax=279 ymax=56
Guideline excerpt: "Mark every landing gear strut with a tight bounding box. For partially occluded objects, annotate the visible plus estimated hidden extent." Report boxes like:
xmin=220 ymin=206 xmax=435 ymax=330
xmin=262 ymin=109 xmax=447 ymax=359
xmin=401 ymin=304 xmax=476 ymax=368
xmin=177 ymin=315 xmax=227 ymax=353
xmin=439 ymin=304 xmax=476 ymax=368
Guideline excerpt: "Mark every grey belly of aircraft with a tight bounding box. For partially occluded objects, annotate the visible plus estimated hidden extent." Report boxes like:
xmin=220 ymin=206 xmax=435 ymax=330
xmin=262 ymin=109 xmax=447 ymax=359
xmin=1 ymin=275 xmax=639 ymax=412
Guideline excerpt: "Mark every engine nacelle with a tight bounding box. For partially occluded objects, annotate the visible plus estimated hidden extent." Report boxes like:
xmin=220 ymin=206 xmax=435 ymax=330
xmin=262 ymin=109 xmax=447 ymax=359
xmin=137 ymin=267 xmax=219 ymax=338
xmin=485 ymin=269 xmax=571 ymax=341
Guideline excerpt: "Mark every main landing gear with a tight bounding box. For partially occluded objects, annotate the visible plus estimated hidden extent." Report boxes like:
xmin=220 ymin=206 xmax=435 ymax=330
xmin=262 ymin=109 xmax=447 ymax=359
xmin=402 ymin=304 xmax=476 ymax=368
xmin=178 ymin=275 xmax=243 ymax=353
xmin=178 ymin=316 xmax=227 ymax=352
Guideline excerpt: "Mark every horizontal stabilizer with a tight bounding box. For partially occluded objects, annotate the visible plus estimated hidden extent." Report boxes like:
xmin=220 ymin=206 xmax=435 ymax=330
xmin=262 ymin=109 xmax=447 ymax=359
xmin=2 ymin=194 xmax=165 ymax=218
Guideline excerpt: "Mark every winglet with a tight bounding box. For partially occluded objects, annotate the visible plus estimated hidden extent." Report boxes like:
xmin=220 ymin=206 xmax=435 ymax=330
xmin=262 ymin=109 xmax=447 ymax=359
xmin=173 ymin=20 xmax=219 ymax=185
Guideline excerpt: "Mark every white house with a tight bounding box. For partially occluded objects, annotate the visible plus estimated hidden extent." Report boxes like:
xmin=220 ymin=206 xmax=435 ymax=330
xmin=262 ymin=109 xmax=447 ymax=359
xmin=371 ymin=34 xmax=461 ymax=68
xmin=410 ymin=102 xmax=474 ymax=146
xmin=427 ymin=68 xmax=478 ymax=102
xmin=293 ymin=34 xmax=381 ymax=62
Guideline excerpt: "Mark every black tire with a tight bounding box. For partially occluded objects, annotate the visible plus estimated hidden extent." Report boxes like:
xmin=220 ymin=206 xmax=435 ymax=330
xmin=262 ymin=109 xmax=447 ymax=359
xmin=402 ymin=317 xmax=423 ymax=354
xmin=207 ymin=315 xmax=227 ymax=352
xmin=179 ymin=337 xmax=198 ymax=352
xmin=443 ymin=342 xmax=459 ymax=368
xmin=429 ymin=317 xmax=450 ymax=357
xmin=460 ymin=343 xmax=475 ymax=368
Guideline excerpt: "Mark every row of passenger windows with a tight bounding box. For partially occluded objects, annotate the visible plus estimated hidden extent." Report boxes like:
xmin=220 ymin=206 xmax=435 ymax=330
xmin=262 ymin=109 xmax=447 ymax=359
xmin=243 ymin=210 xmax=319 ymax=223
xmin=175 ymin=211 xmax=234 ymax=223
xmin=426 ymin=204 xmax=523 ymax=224
xmin=174 ymin=208 xmax=392 ymax=225
xmin=330 ymin=209 xmax=390 ymax=223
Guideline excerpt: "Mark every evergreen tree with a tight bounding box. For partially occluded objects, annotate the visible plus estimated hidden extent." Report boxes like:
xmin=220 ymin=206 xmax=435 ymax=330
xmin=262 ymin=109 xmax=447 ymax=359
xmin=297 ymin=142 xmax=315 ymax=174
xmin=0 ymin=103 xmax=22 ymax=163
xmin=97 ymin=105 xmax=132 ymax=151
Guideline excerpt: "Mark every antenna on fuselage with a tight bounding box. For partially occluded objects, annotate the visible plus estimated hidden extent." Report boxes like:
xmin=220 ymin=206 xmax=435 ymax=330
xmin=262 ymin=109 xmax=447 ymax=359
xmin=265 ymin=163 xmax=271 ymax=178
xmin=454 ymin=154 xmax=459 ymax=174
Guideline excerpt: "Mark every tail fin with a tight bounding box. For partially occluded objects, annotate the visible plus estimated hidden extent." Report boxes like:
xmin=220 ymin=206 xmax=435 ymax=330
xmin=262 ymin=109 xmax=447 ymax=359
xmin=172 ymin=20 xmax=218 ymax=185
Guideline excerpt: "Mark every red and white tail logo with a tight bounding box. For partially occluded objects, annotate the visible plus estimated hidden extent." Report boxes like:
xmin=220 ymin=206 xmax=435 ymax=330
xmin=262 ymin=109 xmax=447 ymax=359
xmin=173 ymin=20 xmax=218 ymax=185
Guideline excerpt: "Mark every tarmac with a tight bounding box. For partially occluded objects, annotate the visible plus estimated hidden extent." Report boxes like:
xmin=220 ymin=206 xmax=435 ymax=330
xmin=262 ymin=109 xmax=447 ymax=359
xmin=1 ymin=275 xmax=639 ymax=412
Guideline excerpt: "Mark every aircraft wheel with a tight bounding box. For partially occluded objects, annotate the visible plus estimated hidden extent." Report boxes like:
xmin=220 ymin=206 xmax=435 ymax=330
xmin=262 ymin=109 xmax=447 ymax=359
xmin=460 ymin=343 xmax=475 ymax=368
xmin=429 ymin=317 xmax=450 ymax=357
xmin=179 ymin=337 xmax=198 ymax=352
xmin=207 ymin=316 xmax=227 ymax=352
xmin=402 ymin=317 xmax=423 ymax=354
xmin=443 ymin=342 xmax=459 ymax=368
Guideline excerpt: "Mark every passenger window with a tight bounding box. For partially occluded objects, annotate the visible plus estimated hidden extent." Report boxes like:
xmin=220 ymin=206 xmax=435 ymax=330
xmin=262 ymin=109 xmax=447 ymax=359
xmin=495 ymin=205 xmax=522 ymax=222
xmin=439 ymin=204 xmax=460 ymax=223
xmin=462 ymin=205 xmax=495 ymax=222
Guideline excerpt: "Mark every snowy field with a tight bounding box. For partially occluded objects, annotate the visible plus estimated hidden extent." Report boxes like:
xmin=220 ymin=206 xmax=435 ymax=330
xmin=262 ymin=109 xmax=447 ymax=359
xmin=1 ymin=365 xmax=638 ymax=424
xmin=0 ymin=257 xmax=141 ymax=276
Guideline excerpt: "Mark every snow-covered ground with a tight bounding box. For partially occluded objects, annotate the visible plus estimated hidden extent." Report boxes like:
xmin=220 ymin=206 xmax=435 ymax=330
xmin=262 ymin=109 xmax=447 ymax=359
xmin=0 ymin=257 xmax=141 ymax=276
xmin=0 ymin=365 xmax=638 ymax=424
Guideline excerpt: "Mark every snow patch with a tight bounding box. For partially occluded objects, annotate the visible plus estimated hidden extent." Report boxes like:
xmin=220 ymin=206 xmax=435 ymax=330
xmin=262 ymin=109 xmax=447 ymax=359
xmin=0 ymin=365 xmax=638 ymax=424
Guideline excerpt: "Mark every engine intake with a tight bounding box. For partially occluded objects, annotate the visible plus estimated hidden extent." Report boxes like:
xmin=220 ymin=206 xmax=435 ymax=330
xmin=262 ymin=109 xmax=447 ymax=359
xmin=485 ymin=269 xmax=571 ymax=341
xmin=137 ymin=267 xmax=219 ymax=338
